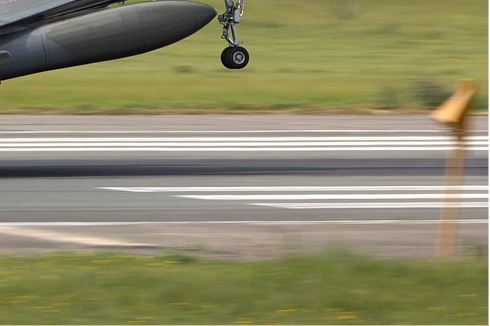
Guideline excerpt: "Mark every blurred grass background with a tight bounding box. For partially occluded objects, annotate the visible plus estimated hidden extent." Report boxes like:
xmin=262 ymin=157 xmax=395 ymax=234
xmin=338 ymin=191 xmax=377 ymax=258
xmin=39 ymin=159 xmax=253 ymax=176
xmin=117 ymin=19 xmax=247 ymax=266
xmin=0 ymin=0 xmax=487 ymax=113
xmin=0 ymin=251 xmax=487 ymax=324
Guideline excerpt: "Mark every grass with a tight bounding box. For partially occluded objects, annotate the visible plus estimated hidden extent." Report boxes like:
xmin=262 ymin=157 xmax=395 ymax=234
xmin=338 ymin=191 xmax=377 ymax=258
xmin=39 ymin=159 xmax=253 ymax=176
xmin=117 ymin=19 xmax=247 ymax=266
xmin=0 ymin=250 xmax=487 ymax=324
xmin=0 ymin=0 xmax=487 ymax=113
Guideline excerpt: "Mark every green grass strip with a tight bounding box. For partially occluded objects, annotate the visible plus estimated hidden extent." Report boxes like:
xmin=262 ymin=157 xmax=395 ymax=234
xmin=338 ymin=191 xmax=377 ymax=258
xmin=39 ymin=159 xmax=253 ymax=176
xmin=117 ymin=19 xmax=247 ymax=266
xmin=0 ymin=250 xmax=487 ymax=324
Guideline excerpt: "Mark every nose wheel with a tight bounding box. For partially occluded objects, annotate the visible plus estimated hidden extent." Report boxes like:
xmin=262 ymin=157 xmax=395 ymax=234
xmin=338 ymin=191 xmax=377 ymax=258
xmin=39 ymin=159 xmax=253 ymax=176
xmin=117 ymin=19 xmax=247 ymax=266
xmin=219 ymin=0 xmax=249 ymax=69
xmin=221 ymin=46 xmax=249 ymax=69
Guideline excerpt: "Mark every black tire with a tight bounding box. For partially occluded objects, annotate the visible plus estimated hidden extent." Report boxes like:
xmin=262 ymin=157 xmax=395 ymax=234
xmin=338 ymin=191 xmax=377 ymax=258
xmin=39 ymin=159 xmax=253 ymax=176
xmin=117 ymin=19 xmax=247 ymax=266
xmin=221 ymin=46 xmax=249 ymax=69
xmin=221 ymin=47 xmax=234 ymax=69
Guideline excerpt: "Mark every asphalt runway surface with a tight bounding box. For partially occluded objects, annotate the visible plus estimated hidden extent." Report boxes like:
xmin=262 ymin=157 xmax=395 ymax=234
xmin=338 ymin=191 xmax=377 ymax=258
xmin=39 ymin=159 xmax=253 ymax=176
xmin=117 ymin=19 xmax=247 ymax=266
xmin=0 ymin=115 xmax=487 ymax=259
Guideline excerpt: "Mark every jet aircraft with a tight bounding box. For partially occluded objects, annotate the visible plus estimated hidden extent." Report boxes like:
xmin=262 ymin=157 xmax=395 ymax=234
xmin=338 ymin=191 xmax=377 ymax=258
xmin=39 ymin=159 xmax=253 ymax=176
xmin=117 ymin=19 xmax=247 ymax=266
xmin=0 ymin=0 xmax=249 ymax=82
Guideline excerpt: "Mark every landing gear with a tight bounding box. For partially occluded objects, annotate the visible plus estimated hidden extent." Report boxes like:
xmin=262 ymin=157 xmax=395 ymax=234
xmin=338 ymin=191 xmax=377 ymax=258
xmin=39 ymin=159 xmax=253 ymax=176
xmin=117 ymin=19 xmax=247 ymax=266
xmin=221 ymin=46 xmax=249 ymax=69
xmin=219 ymin=0 xmax=249 ymax=69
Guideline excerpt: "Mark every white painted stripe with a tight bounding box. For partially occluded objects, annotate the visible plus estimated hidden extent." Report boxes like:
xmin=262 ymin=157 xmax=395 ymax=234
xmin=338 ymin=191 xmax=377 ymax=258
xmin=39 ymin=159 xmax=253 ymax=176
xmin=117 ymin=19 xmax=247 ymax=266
xmin=0 ymin=220 xmax=486 ymax=226
xmin=178 ymin=193 xmax=488 ymax=200
xmin=0 ymin=141 xmax=486 ymax=147
xmin=0 ymin=129 xmax=482 ymax=135
xmin=0 ymin=134 xmax=486 ymax=152
xmin=0 ymin=130 xmax=487 ymax=134
xmin=0 ymin=146 xmax=486 ymax=152
xmin=252 ymin=202 xmax=489 ymax=209
xmin=97 ymin=186 xmax=489 ymax=193
xmin=0 ymin=136 xmax=487 ymax=142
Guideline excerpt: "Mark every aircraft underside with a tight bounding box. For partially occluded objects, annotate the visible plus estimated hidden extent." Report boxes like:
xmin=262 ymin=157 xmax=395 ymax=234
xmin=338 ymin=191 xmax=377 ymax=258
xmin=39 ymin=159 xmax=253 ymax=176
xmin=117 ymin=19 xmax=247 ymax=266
xmin=0 ymin=0 xmax=249 ymax=82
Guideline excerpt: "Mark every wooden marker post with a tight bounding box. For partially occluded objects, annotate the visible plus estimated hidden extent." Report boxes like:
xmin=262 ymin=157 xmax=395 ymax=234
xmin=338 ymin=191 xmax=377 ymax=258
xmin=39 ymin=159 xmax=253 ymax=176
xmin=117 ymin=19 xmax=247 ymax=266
xmin=430 ymin=80 xmax=476 ymax=257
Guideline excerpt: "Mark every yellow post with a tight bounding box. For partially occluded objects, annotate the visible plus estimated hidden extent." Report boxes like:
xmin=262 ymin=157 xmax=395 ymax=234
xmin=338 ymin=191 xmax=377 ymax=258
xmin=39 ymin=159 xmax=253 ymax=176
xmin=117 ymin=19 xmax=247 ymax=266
xmin=430 ymin=79 xmax=475 ymax=257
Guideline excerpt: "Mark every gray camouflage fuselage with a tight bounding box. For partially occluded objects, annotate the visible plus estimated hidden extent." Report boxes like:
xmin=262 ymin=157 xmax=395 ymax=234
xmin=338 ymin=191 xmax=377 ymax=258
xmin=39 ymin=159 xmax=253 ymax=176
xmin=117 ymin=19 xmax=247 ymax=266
xmin=0 ymin=1 xmax=217 ymax=81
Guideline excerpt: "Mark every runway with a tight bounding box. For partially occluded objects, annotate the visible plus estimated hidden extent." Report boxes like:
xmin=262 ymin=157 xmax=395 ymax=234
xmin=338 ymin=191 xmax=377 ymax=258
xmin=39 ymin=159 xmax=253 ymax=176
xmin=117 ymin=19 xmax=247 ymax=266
xmin=0 ymin=115 xmax=487 ymax=258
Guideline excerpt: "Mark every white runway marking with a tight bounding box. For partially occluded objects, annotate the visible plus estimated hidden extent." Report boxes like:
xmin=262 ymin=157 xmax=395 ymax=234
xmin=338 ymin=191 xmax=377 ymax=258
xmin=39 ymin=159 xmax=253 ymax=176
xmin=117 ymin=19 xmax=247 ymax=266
xmin=98 ymin=185 xmax=489 ymax=210
xmin=0 ymin=136 xmax=487 ymax=142
xmin=98 ymin=185 xmax=489 ymax=193
xmin=253 ymin=202 xmax=489 ymax=209
xmin=177 ymin=193 xmax=488 ymax=200
xmin=0 ymin=133 xmax=487 ymax=152
xmin=1 ymin=147 xmax=486 ymax=152
xmin=0 ymin=220 xmax=487 ymax=226
xmin=0 ymin=130 xmax=486 ymax=134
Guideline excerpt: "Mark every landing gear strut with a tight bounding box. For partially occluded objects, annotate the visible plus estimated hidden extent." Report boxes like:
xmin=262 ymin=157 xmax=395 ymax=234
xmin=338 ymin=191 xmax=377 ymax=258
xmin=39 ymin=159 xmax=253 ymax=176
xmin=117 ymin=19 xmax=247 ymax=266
xmin=219 ymin=0 xmax=249 ymax=69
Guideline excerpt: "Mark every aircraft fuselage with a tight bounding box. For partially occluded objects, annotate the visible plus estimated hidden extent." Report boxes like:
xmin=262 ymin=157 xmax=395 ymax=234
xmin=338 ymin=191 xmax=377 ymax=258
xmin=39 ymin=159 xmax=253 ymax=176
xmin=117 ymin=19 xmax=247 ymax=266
xmin=0 ymin=1 xmax=217 ymax=80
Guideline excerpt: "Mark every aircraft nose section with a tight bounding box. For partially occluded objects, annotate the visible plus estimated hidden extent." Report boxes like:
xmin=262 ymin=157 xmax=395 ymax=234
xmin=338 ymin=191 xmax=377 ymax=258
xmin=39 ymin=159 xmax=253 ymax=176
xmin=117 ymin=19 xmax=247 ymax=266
xmin=187 ymin=1 xmax=219 ymax=25
xmin=0 ymin=1 xmax=218 ymax=80
xmin=135 ymin=1 xmax=217 ymax=48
